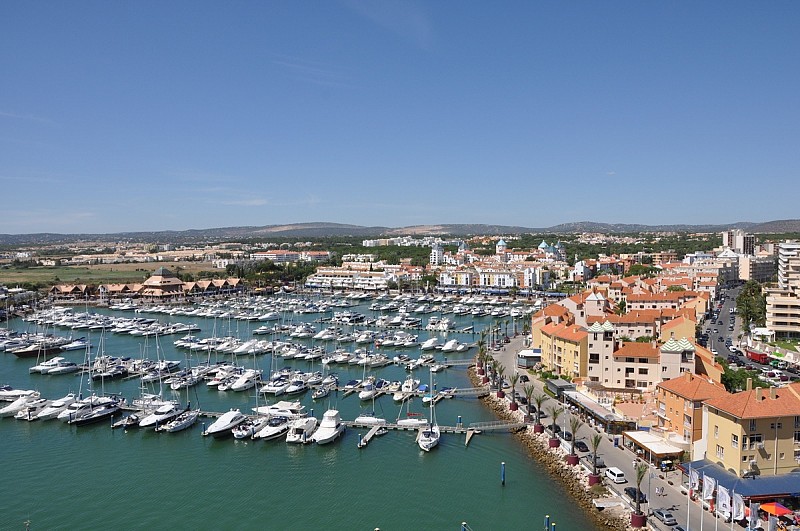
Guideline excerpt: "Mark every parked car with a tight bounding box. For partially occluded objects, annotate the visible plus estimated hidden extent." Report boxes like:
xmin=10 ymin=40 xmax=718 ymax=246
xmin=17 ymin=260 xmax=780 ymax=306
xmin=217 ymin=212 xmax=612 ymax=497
xmin=519 ymin=375 xmax=530 ymax=382
xmin=574 ymin=440 xmax=589 ymax=452
xmin=584 ymin=454 xmax=605 ymax=468
xmin=559 ymin=430 xmax=573 ymax=441
xmin=623 ymin=486 xmax=647 ymax=503
xmin=653 ymin=509 xmax=677 ymax=526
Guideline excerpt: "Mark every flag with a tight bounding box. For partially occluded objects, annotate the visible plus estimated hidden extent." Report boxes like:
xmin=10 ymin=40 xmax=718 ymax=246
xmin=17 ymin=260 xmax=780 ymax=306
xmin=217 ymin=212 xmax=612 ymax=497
xmin=749 ymin=502 xmax=760 ymax=528
xmin=690 ymin=466 xmax=700 ymax=491
xmin=717 ymin=485 xmax=731 ymax=518
xmin=702 ymin=473 xmax=716 ymax=500
xmin=732 ymin=492 xmax=745 ymax=521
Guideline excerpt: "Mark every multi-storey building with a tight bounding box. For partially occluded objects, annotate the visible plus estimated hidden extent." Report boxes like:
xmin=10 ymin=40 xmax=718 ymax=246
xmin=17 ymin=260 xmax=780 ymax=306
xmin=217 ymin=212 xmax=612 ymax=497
xmin=766 ymin=241 xmax=800 ymax=339
xmin=700 ymin=382 xmax=800 ymax=478
xmin=656 ymin=372 xmax=729 ymax=444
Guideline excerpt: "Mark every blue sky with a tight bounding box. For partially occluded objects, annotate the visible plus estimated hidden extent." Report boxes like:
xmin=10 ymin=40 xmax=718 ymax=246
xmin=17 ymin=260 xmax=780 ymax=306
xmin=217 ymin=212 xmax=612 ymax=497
xmin=2 ymin=1 xmax=799 ymax=234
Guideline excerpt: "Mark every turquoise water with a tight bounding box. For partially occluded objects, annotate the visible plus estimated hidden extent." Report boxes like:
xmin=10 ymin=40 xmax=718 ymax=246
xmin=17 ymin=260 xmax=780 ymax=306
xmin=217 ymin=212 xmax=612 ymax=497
xmin=0 ymin=299 xmax=595 ymax=530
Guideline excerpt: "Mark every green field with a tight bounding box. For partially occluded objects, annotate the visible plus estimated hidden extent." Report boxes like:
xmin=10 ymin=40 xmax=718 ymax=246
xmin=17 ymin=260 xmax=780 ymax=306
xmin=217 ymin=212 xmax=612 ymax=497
xmin=0 ymin=266 xmax=149 ymax=286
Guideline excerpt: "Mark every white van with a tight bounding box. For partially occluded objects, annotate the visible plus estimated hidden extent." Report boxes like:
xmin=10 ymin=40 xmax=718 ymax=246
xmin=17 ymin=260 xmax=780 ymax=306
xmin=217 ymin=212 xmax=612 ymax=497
xmin=605 ymin=467 xmax=626 ymax=484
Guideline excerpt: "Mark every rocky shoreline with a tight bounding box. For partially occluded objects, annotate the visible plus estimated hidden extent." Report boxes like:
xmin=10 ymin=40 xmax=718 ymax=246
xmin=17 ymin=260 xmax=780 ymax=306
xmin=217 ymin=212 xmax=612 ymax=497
xmin=467 ymin=368 xmax=635 ymax=531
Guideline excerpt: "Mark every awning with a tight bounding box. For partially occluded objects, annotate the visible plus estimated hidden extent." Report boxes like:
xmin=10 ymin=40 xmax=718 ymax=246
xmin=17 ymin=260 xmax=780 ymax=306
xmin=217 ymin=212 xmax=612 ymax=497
xmin=623 ymin=430 xmax=684 ymax=457
xmin=679 ymin=459 xmax=800 ymax=499
xmin=563 ymin=390 xmax=624 ymax=422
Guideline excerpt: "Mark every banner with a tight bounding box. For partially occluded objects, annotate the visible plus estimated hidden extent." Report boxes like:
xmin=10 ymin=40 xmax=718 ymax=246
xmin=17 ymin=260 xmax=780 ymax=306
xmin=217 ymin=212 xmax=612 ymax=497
xmin=749 ymin=502 xmax=760 ymax=528
xmin=690 ymin=466 xmax=700 ymax=491
xmin=702 ymin=473 xmax=716 ymax=500
xmin=732 ymin=492 xmax=745 ymax=521
xmin=717 ymin=485 xmax=731 ymax=518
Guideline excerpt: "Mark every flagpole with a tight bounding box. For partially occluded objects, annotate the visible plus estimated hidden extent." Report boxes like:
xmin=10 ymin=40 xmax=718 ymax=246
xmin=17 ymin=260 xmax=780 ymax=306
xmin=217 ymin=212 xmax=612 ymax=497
xmin=700 ymin=473 xmax=705 ymax=531
xmin=687 ymin=464 xmax=693 ymax=531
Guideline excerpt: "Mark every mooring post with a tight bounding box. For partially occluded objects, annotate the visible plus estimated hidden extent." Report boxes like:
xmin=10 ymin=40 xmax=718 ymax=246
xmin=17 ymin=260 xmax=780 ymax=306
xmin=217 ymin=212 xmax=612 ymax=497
xmin=501 ymin=461 xmax=506 ymax=485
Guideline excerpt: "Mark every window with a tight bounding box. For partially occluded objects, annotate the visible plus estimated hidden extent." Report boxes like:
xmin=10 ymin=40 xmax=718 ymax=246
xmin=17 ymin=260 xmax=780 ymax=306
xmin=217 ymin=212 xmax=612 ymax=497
xmin=716 ymin=445 xmax=724 ymax=459
xmin=639 ymin=358 xmax=649 ymax=364
xmin=731 ymin=434 xmax=739 ymax=449
xmin=794 ymin=431 xmax=800 ymax=443
xmin=625 ymin=357 xmax=634 ymax=363
xmin=779 ymin=452 xmax=785 ymax=460
xmin=714 ymin=425 xmax=719 ymax=439
xmin=589 ymin=353 xmax=599 ymax=363
xmin=638 ymin=368 xmax=648 ymax=375
xmin=770 ymin=422 xmax=783 ymax=430
xmin=750 ymin=419 xmax=757 ymax=432
xmin=662 ymin=366 xmax=668 ymax=372
xmin=742 ymin=455 xmax=749 ymax=463
xmin=746 ymin=434 xmax=763 ymax=450
xmin=795 ymin=416 xmax=800 ymax=429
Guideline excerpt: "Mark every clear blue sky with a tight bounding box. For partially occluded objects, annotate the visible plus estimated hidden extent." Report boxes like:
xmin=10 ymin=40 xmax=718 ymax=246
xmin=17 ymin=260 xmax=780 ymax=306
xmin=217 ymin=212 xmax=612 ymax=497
xmin=2 ymin=1 xmax=798 ymax=234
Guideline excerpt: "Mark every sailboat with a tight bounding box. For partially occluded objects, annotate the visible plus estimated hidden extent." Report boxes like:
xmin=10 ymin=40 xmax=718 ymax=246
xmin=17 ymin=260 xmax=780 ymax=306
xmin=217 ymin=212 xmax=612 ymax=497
xmin=417 ymin=368 xmax=440 ymax=451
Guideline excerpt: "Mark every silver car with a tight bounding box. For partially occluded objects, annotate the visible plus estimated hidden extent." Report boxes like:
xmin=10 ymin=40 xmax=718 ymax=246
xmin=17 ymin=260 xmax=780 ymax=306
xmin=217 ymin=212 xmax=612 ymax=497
xmin=653 ymin=509 xmax=677 ymax=526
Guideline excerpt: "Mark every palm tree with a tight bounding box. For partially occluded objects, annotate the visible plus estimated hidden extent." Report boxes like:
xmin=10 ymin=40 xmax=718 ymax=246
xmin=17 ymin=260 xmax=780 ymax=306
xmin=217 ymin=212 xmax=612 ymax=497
xmin=568 ymin=416 xmax=584 ymax=455
xmin=531 ymin=392 xmax=548 ymax=425
xmin=634 ymin=462 xmax=647 ymax=516
xmin=508 ymin=373 xmax=520 ymax=407
xmin=476 ymin=331 xmax=487 ymax=371
xmin=495 ymin=364 xmax=506 ymax=397
xmin=546 ymin=405 xmax=563 ymax=437
xmin=589 ymin=433 xmax=603 ymax=477
xmin=523 ymin=384 xmax=536 ymax=421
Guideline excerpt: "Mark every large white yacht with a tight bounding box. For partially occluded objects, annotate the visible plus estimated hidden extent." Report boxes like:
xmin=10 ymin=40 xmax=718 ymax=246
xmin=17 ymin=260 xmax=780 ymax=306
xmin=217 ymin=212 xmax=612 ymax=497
xmin=202 ymin=409 xmax=246 ymax=437
xmin=310 ymin=409 xmax=344 ymax=444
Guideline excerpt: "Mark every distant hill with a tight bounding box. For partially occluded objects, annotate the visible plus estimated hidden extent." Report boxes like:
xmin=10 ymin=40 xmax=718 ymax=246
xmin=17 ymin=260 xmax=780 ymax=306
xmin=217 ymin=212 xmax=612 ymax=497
xmin=1 ymin=219 xmax=799 ymax=246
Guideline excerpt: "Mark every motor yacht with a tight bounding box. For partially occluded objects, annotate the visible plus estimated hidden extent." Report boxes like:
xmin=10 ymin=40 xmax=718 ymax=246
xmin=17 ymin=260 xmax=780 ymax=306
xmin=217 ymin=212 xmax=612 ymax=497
xmin=285 ymin=416 xmax=318 ymax=444
xmin=310 ymin=409 xmax=345 ymax=444
xmin=202 ymin=409 xmax=246 ymax=437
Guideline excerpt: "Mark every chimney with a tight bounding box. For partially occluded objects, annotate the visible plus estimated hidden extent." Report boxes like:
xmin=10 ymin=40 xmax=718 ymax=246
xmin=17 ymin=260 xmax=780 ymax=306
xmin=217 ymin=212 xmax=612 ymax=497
xmin=770 ymin=387 xmax=777 ymax=400
xmin=685 ymin=371 xmax=692 ymax=382
xmin=755 ymin=387 xmax=762 ymax=400
xmin=746 ymin=378 xmax=753 ymax=391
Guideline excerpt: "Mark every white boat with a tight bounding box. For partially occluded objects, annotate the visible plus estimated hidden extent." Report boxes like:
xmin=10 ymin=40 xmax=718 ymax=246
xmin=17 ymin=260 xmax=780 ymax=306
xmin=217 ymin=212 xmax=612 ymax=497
xmin=29 ymin=356 xmax=66 ymax=374
xmin=420 ymin=337 xmax=443 ymax=351
xmin=138 ymin=403 xmax=186 ymax=429
xmin=259 ymin=377 xmax=290 ymax=396
xmin=310 ymin=409 xmax=345 ymax=444
xmin=57 ymin=395 xmax=114 ymax=422
xmin=202 ymin=409 xmax=246 ymax=437
xmin=440 ymin=339 xmax=461 ymax=352
xmin=14 ymin=397 xmax=50 ymax=421
xmin=284 ymin=378 xmax=309 ymax=395
xmin=251 ymin=400 xmax=305 ymax=418
xmin=0 ymin=392 xmax=41 ymax=417
xmin=156 ymin=409 xmax=200 ymax=433
xmin=232 ymin=415 xmax=271 ymax=439
xmin=43 ymin=359 xmax=80 ymax=375
xmin=230 ymin=369 xmax=261 ymax=392
xmin=36 ymin=393 xmax=77 ymax=420
xmin=252 ymin=415 xmax=291 ymax=440
xmin=0 ymin=387 xmax=36 ymax=402
xmin=353 ymin=412 xmax=386 ymax=426
xmin=358 ymin=383 xmax=378 ymax=401
xmin=285 ymin=416 xmax=318 ymax=444
xmin=418 ymin=370 xmax=441 ymax=452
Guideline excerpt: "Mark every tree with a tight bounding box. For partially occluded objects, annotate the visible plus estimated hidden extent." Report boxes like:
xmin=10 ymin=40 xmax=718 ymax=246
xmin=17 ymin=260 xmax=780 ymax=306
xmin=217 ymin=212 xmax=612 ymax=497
xmin=614 ymin=300 xmax=626 ymax=316
xmin=523 ymin=384 xmax=536 ymax=421
xmin=508 ymin=373 xmax=520 ymax=405
xmin=568 ymin=416 xmax=584 ymax=456
xmin=589 ymin=433 xmax=603 ymax=476
xmin=546 ymin=405 xmax=563 ymax=436
xmin=634 ymin=462 xmax=648 ymax=516
xmin=532 ymin=391 xmax=548 ymax=425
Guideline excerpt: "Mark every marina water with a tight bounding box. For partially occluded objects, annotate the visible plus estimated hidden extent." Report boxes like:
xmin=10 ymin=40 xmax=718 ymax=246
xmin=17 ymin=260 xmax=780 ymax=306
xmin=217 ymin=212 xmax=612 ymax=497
xmin=0 ymin=297 xmax=595 ymax=530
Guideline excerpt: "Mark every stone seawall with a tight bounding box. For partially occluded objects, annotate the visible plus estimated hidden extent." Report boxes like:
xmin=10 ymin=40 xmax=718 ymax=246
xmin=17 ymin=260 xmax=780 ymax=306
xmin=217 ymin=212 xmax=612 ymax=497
xmin=468 ymin=368 xmax=633 ymax=531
